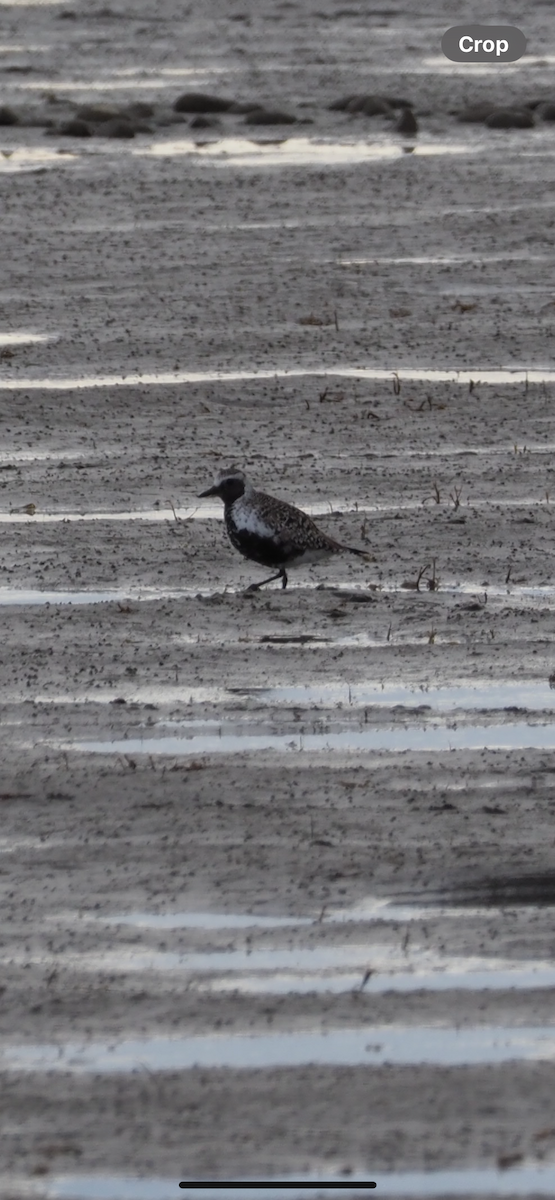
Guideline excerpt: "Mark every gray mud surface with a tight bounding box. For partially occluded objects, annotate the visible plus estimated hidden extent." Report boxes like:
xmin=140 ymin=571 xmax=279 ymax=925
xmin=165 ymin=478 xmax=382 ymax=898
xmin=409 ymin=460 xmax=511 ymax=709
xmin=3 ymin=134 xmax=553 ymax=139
xmin=2 ymin=0 xmax=555 ymax=1196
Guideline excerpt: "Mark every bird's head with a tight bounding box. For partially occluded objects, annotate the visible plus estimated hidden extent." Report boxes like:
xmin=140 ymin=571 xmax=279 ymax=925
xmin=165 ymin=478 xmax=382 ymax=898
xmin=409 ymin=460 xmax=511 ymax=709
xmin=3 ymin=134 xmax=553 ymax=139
xmin=198 ymin=467 xmax=247 ymax=504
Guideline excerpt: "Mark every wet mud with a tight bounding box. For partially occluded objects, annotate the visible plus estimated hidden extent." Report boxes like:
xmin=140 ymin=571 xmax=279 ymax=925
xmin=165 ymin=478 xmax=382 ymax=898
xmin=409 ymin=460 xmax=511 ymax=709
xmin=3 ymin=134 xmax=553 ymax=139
xmin=3 ymin=0 xmax=555 ymax=1196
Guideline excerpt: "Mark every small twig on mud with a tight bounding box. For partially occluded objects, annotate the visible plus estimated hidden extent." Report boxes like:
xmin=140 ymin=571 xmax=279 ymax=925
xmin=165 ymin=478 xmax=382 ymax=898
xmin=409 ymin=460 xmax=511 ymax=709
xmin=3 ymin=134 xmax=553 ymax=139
xmin=427 ymin=628 xmax=437 ymax=644
xmin=392 ymin=371 xmax=401 ymax=396
xmin=449 ymin=484 xmax=463 ymax=509
xmin=505 ymin=564 xmax=512 ymax=585
xmin=415 ymin=563 xmax=430 ymax=592
xmin=334 ymin=308 xmax=339 ymax=332
xmin=427 ymin=556 xmax=439 ymax=590
xmin=423 ymin=481 xmax=441 ymax=505
xmin=168 ymin=499 xmax=183 ymax=524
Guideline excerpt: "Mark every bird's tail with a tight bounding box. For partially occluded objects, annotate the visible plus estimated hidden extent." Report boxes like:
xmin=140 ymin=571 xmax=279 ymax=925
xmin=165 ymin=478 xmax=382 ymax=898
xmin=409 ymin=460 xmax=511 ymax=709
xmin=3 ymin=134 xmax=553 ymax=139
xmin=343 ymin=544 xmax=376 ymax=563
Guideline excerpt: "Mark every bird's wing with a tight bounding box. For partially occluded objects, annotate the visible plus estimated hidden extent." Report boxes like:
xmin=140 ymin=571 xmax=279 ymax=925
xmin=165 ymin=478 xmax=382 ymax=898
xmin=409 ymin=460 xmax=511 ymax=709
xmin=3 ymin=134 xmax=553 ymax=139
xmin=254 ymin=492 xmax=340 ymax=552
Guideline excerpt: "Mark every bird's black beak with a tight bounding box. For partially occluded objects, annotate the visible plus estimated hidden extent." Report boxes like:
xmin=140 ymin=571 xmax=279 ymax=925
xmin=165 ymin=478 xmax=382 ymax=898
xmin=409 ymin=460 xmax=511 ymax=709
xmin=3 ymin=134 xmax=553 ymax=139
xmin=198 ymin=484 xmax=220 ymax=498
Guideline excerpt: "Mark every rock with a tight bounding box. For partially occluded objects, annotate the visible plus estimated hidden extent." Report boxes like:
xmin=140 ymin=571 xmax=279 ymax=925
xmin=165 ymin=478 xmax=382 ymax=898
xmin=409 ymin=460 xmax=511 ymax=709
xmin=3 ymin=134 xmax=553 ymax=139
xmin=244 ymin=108 xmax=297 ymax=125
xmin=359 ymin=95 xmax=394 ymax=116
xmin=485 ymin=108 xmax=534 ymax=129
xmin=228 ymin=100 xmax=263 ymax=114
xmin=456 ymin=103 xmax=497 ymax=123
xmin=383 ymin=96 xmax=413 ymax=109
xmin=76 ymin=104 xmax=120 ymax=123
xmin=173 ymin=92 xmax=233 ymax=113
xmin=123 ymin=101 xmax=154 ymax=119
xmin=330 ymin=93 xmax=411 ymax=113
xmin=99 ymin=118 xmax=136 ymax=138
xmin=345 ymin=94 xmax=391 ymax=115
xmin=329 ymin=94 xmax=358 ymax=110
xmin=190 ymin=115 xmax=220 ymax=129
xmin=538 ymin=102 xmax=555 ymax=121
xmin=58 ymin=119 xmax=92 ymax=137
xmin=19 ymin=111 xmax=55 ymax=128
xmin=0 ymin=106 xmax=18 ymax=126
xmin=395 ymin=107 xmax=418 ymax=135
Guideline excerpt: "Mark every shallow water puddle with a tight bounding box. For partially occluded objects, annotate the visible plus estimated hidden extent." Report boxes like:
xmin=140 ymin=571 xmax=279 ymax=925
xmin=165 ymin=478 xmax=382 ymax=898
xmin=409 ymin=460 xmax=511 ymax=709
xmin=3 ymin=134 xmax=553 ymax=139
xmin=1 ymin=494 xmax=553 ymax=525
xmin=3 ymin=365 xmax=555 ymax=390
xmin=14 ymin=67 xmax=232 ymax=89
xmin=93 ymin=897 xmax=508 ymax=931
xmin=0 ymin=332 xmax=52 ymax=346
xmin=0 ymin=507 xmax=198 ymax=525
xmin=67 ymin=720 xmax=555 ymax=757
xmin=14 ymin=1165 xmax=555 ymax=1199
xmin=100 ymin=911 xmax=314 ymax=930
xmin=201 ymin=965 xmax=555 ymax=997
xmin=31 ymin=1166 xmax=555 ymax=1199
xmin=0 ymin=147 xmax=76 ymax=170
xmin=238 ymin=681 xmax=555 ymax=712
xmin=0 ymin=499 xmax=409 ymax=524
xmin=138 ymin=137 xmax=475 ymax=167
xmin=10 ymin=941 xmax=555 ymax=995
xmin=340 ymin=252 xmax=549 ymax=266
xmin=0 ymin=587 xmax=196 ymax=606
xmin=4 ymin=1025 xmax=555 ymax=1074
xmin=22 ymin=679 xmax=555 ymax=713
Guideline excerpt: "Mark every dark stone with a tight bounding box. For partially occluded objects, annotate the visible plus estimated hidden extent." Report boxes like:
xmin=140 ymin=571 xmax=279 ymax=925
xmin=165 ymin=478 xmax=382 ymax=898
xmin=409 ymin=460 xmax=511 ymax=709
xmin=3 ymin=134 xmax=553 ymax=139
xmin=58 ymin=119 xmax=92 ymax=137
xmin=485 ymin=108 xmax=534 ymax=129
xmin=395 ymin=107 xmax=418 ymax=135
xmin=328 ymin=94 xmax=358 ymax=110
xmin=76 ymin=104 xmax=120 ymax=123
xmin=333 ymin=93 xmax=413 ymax=113
xmin=0 ymin=106 xmax=18 ymax=126
xmin=21 ymin=114 xmax=55 ymax=128
xmin=345 ymin=94 xmax=388 ymax=115
xmin=244 ymin=108 xmax=297 ymax=125
xmin=99 ymin=118 xmax=136 ymax=138
xmin=359 ymin=95 xmax=393 ymax=116
xmin=124 ymin=101 xmax=155 ymax=119
xmin=538 ymin=102 xmax=555 ymax=121
xmin=228 ymin=100 xmax=265 ymax=113
xmin=382 ymin=95 xmax=413 ymax=109
xmin=190 ymin=115 xmax=219 ymax=129
xmin=173 ymin=92 xmax=233 ymax=113
xmin=456 ymin=103 xmax=497 ymax=123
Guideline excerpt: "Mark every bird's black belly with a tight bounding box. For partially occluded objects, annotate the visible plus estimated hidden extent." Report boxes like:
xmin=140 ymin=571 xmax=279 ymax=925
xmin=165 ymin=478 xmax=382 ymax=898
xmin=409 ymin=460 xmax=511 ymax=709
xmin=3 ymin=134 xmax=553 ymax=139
xmin=225 ymin=516 xmax=289 ymax=567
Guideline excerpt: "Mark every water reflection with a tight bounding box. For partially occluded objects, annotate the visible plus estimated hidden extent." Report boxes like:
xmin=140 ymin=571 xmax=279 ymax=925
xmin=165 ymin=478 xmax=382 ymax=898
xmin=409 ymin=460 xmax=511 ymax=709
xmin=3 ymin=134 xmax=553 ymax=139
xmin=0 ymin=332 xmax=51 ymax=345
xmin=2 ymin=366 xmax=554 ymax=390
xmin=139 ymin=137 xmax=475 ymax=167
xmin=68 ymin=720 xmax=555 ymax=757
xmin=30 ymin=1165 xmax=555 ymax=1200
xmin=5 ymin=1024 xmax=555 ymax=1074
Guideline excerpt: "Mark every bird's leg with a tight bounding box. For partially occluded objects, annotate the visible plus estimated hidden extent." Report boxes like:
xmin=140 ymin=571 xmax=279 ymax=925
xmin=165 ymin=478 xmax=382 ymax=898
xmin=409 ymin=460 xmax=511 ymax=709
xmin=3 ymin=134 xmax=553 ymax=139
xmin=245 ymin=568 xmax=288 ymax=592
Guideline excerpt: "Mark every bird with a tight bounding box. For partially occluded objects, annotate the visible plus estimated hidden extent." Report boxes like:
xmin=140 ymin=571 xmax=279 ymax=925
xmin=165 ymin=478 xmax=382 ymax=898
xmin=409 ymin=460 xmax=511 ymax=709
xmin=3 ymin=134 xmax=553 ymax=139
xmin=198 ymin=467 xmax=373 ymax=591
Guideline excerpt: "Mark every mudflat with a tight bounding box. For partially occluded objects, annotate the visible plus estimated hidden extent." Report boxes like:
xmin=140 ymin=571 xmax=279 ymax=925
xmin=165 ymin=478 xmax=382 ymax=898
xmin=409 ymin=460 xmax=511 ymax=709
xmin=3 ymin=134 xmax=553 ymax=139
xmin=2 ymin=0 xmax=555 ymax=1195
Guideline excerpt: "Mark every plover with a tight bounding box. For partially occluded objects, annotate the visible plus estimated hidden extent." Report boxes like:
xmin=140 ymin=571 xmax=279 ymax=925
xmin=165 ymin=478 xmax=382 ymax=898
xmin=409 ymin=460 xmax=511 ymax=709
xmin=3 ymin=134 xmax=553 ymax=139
xmin=199 ymin=467 xmax=372 ymax=590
